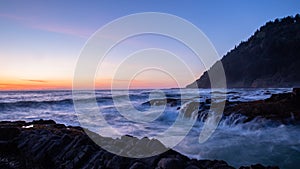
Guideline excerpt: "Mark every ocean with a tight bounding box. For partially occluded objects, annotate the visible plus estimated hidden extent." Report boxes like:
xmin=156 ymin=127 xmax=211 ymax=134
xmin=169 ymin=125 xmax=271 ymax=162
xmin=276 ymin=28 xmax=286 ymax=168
xmin=0 ymin=88 xmax=299 ymax=168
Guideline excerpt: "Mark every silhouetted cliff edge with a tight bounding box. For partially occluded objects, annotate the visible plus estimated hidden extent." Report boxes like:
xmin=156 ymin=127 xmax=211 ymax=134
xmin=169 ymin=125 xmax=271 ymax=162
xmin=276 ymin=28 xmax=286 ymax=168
xmin=187 ymin=14 xmax=300 ymax=88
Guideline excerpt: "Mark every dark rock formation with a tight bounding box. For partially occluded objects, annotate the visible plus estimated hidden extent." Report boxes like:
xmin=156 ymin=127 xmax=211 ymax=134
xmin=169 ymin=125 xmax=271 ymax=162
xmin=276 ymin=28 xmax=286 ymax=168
xmin=142 ymin=98 xmax=181 ymax=107
xmin=0 ymin=120 xmax=278 ymax=169
xmin=239 ymin=164 xmax=279 ymax=169
xmin=187 ymin=14 xmax=300 ymax=88
xmin=223 ymin=88 xmax=300 ymax=124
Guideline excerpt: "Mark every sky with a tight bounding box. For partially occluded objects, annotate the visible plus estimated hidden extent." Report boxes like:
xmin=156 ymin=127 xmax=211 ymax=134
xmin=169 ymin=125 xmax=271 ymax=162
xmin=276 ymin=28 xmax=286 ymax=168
xmin=0 ymin=0 xmax=299 ymax=90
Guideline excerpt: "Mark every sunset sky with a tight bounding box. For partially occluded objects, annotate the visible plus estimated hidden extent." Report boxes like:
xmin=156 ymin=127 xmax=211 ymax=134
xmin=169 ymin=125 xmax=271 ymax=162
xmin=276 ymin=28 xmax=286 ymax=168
xmin=0 ymin=1 xmax=299 ymax=90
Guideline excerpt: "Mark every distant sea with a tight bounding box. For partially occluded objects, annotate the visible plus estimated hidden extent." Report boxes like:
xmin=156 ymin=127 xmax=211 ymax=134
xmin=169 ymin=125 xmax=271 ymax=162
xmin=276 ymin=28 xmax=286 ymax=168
xmin=0 ymin=88 xmax=299 ymax=168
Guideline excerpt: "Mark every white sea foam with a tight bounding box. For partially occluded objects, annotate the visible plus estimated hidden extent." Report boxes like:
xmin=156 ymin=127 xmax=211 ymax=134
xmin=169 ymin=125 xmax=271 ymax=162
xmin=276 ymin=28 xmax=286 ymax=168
xmin=0 ymin=88 xmax=298 ymax=168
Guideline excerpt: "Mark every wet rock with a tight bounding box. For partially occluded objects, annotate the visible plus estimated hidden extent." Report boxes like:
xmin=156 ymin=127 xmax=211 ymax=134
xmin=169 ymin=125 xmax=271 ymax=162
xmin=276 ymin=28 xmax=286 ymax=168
xmin=129 ymin=162 xmax=147 ymax=169
xmin=181 ymin=101 xmax=201 ymax=118
xmin=30 ymin=119 xmax=56 ymax=125
xmin=106 ymin=156 xmax=125 ymax=169
xmin=292 ymin=87 xmax=300 ymax=96
xmin=239 ymin=164 xmax=280 ymax=169
xmin=0 ymin=127 xmax=20 ymax=140
xmin=205 ymin=99 xmax=211 ymax=104
xmin=0 ymin=121 xmax=26 ymax=126
xmin=157 ymin=158 xmax=184 ymax=169
xmin=142 ymin=98 xmax=180 ymax=107
xmin=53 ymin=124 xmax=66 ymax=129
xmin=197 ymin=160 xmax=234 ymax=169
xmin=185 ymin=165 xmax=200 ymax=169
xmin=0 ymin=120 xmax=280 ymax=169
xmin=224 ymin=89 xmax=300 ymax=124
xmin=0 ymin=153 xmax=26 ymax=169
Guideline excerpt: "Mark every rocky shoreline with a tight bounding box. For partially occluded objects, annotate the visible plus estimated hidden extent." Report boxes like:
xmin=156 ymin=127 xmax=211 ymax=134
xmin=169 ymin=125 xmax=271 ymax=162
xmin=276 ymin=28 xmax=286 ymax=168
xmin=147 ymin=88 xmax=300 ymax=126
xmin=2 ymin=89 xmax=300 ymax=169
xmin=223 ymin=88 xmax=300 ymax=124
xmin=0 ymin=119 xmax=279 ymax=169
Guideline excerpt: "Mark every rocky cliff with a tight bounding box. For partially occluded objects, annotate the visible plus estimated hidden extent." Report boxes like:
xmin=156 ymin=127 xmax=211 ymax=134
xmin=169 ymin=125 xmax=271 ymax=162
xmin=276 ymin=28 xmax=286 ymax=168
xmin=187 ymin=14 xmax=300 ymax=88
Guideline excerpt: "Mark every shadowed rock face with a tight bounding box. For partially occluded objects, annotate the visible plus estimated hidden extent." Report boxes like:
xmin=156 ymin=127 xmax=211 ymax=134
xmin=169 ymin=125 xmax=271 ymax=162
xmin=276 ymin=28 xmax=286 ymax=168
xmin=187 ymin=14 xmax=300 ymax=88
xmin=223 ymin=88 xmax=300 ymax=124
xmin=0 ymin=120 xmax=279 ymax=169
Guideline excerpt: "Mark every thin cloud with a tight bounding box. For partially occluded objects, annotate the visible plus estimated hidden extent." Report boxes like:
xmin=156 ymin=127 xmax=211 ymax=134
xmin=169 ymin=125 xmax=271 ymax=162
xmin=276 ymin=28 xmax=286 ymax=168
xmin=21 ymin=79 xmax=48 ymax=83
xmin=112 ymin=79 xmax=143 ymax=82
xmin=0 ymin=13 xmax=92 ymax=39
xmin=30 ymin=23 xmax=91 ymax=39
xmin=0 ymin=13 xmax=29 ymax=22
xmin=96 ymin=78 xmax=144 ymax=83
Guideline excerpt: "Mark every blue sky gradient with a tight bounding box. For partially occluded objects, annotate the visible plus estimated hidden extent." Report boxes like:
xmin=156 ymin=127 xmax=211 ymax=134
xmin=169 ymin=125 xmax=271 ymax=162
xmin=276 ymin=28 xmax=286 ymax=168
xmin=0 ymin=1 xmax=299 ymax=89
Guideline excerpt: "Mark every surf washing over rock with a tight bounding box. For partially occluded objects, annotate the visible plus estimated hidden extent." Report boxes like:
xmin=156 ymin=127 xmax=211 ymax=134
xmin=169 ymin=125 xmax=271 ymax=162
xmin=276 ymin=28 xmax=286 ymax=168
xmin=0 ymin=88 xmax=299 ymax=168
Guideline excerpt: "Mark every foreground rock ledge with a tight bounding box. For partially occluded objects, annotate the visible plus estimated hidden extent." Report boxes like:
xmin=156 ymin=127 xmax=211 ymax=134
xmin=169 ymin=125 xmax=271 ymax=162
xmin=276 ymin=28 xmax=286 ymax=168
xmin=0 ymin=120 xmax=278 ymax=169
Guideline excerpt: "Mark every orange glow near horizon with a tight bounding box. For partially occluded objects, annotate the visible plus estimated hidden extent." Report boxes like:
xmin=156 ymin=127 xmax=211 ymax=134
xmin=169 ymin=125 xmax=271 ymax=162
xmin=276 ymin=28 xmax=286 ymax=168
xmin=0 ymin=77 xmax=180 ymax=91
xmin=0 ymin=79 xmax=72 ymax=91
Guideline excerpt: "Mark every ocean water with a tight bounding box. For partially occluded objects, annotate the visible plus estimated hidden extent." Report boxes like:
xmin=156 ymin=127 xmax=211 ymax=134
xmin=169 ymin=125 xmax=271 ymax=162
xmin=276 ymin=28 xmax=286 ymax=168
xmin=0 ymin=88 xmax=299 ymax=168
